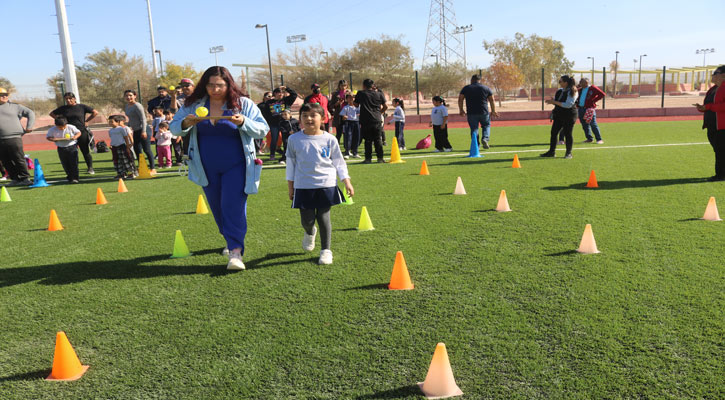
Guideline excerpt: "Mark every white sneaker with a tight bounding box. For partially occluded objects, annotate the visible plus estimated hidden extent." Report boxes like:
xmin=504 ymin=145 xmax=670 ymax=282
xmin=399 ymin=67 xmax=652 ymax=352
xmin=444 ymin=148 xmax=452 ymax=152
xmin=221 ymin=247 xmax=230 ymax=256
xmin=434 ymin=149 xmax=441 ymax=153
xmin=302 ymin=226 xmax=317 ymax=251
xmin=318 ymin=249 xmax=333 ymax=265
xmin=226 ymin=252 xmax=245 ymax=270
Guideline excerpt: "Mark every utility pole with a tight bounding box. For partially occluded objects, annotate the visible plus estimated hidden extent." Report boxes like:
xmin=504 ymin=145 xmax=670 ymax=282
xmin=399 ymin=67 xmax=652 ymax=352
xmin=54 ymin=0 xmax=80 ymax=101
xmin=145 ymin=0 xmax=159 ymax=78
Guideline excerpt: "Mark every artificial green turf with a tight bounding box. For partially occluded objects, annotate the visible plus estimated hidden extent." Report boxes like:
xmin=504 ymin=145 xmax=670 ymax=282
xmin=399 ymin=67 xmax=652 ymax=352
xmin=1 ymin=120 xmax=723 ymax=399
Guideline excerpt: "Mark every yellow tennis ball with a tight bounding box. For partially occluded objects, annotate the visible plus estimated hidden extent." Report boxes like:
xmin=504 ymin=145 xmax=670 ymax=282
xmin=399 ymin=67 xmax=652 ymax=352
xmin=195 ymin=107 xmax=209 ymax=117
xmin=169 ymin=85 xmax=175 ymax=91
xmin=65 ymin=133 xmax=71 ymax=139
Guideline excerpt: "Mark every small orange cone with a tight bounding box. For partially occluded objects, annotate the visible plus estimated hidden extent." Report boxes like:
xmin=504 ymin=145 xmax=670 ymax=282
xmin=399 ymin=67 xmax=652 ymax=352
xmin=495 ymin=190 xmax=511 ymax=212
xmin=95 ymin=188 xmax=108 ymax=205
xmin=420 ymin=161 xmax=430 ymax=175
xmin=577 ymin=224 xmax=600 ymax=254
xmin=46 ymin=331 xmax=89 ymax=381
xmin=48 ymin=209 xmax=63 ymax=231
xmin=586 ymin=170 xmax=598 ymax=188
xmin=418 ymin=343 xmax=463 ymax=399
xmin=702 ymin=196 xmax=722 ymax=221
xmin=453 ymin=177 xmax=466 ymax=195
xmin=117 ymin=178 xmax=128 ymax=193
xmin=388 ymin=251 xmax=414 ymax=290
xmin=512 ymin=154 xmax=521 ymax=168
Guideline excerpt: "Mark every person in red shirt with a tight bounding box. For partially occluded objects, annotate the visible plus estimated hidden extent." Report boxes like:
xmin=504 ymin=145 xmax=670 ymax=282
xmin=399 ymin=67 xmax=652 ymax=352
xmin=577 ymin=78 xmax=606 ymax=143
xmin=695 ymin=65 xmax=725 ymax=181
xmin=304 ymin=83 xmax=330 ymax=131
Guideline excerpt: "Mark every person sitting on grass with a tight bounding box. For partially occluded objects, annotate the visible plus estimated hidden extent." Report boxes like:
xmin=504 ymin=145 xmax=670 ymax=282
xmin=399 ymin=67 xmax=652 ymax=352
xmin=107 ymin=115 xmax=137 ymax=180
xmin=286 ymin=103 xmax=354 ymax=265
xmin=46 ymin=116 xmax=81 ymax=183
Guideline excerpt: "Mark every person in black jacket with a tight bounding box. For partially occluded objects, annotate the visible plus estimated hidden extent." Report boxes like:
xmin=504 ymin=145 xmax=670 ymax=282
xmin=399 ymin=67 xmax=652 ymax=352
xmin=541 ymin=75 xmax=578 ymax=159
xmin=147 ymin=86 xmax=172 ymax=113
xmin=263 ymin=86 xmax=297 ymax=161
xmin=278 ymin=109 xmax=300 ymax=165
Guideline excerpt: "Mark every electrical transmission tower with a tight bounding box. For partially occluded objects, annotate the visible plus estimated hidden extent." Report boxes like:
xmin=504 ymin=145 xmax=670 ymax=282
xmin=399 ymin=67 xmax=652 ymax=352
xmin=423 ymin=0 xmax=464 ymax=67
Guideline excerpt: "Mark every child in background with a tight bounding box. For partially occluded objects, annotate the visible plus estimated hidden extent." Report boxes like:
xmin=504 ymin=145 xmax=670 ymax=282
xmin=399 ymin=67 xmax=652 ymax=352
xmin=430 ymin=96 xmax=452 ymax=152
xmin=277 ymin=109 xmax=300 ymax=165
xmin=152 ymin=106 xmax=164 ymax=134
xmin=286 ymin=103 xmax=354 ymax=265
xmin=390 ymin=98 xmax=406 ymax=150
xmin=155 ymin=121 xmax=173 ymax=168
xmin=108 ymin=115 xmax=136 ymax=180
xmin=339 ymin=94 xmax=361 ymax=158
xmin=46 ymin=116 xmax=81 ymax=183
xmin=164 ymin=109 xmax=183 ymax=165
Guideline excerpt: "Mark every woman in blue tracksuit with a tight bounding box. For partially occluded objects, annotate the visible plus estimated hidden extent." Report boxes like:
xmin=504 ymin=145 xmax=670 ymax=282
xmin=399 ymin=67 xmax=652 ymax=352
xmin=170 ymin=66 xmax=269 ymax=270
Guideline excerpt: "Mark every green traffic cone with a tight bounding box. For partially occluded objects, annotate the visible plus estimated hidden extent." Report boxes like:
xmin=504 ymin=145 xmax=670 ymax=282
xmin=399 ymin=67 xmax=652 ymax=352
xmin=0 ymin=186 xmax=11 ymax=202
xmin=170 ymin=230 xmax=191 ymax=258
xmin=342 ymin=186 xmax=354 ymax=205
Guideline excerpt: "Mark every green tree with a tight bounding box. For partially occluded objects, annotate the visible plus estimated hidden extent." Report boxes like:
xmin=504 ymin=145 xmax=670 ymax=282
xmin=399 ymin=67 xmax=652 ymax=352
xmin=338 ymin=35 xmax=415 ymax=96
xmin=419 ymin=62 xmax=466 ymax=98
xmin=483 ymin=33 xmax=573 ymax=98
xmin=159 ymin=62 xmax=202 ymax=90
xmin=0 ymin=77 xmax=15 ymax=93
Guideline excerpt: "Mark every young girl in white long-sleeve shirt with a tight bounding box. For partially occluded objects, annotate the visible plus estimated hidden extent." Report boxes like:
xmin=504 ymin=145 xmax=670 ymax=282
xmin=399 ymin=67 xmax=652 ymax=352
xmin=391 ymin=98 xmax=406 ymax=150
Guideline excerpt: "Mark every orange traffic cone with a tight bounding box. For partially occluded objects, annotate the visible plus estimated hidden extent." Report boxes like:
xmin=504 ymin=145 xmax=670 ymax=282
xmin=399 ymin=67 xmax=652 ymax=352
xmin=512 ymin=154 xmax=521 ymax=168
xmin=453 ymin=177 xmax=466 ymax=195
xmin=118 ymin=178 xmax=128 ymax=193
xmin=46 ymin=331 xmax=89 ymax=381
xmin=388 ymin=251 xmax=414 ymax=290
xmin=577 ymin=224 xmax=600 ymax=254
xmin=702 ymin=196 xmax=722 ymax=221
xmin=48 ymin=209 xmax=63 ymax=231
xmin=95 ymin=188 xmax=108 ymax=205
xmin=420 ymin=161 xmax=430 ymax=175
xmin=418 ymin=343 xmax=463 ymax=399
xmin=586 ymin=170 xmax=598 ymax=188
xmin=495 ymin=190 xmax=511 ymax=212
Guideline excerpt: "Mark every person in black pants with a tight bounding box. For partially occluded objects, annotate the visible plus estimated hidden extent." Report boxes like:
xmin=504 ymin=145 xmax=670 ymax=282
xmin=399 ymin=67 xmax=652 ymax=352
xmin=123 ymin=90 xmax=155 ymax=173
xmin=541 ymin=75 xmax=578 ymax=159
xmin=354 ymin=79 xmax=388 ymax=163
xmin=695 ymin=65 xmax=725 ymax=181
xmin=50 ymin=92 xmax=98 ymax=174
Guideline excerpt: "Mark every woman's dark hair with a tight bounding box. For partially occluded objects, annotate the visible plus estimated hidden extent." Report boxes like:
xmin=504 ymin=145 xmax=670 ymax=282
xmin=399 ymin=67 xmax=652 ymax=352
xmin=337 ymin=79 xmax=347 ymax=89
xmin=185 ymin=66 xmax=247 ymax=110
xmin=432 ymin=96 xmax=446 ymax=106
xmin=714 ymin=65 xmax=725 ymax=75
xmin=559 ymin=75 xmax=577 ymax=96
xmin=299 ymin=102 xmax=325 ymax=119
xmin=124 ymin=89 xmax=137 ymax=97
xmin=393 ymin=98 xmax=405 ymax=109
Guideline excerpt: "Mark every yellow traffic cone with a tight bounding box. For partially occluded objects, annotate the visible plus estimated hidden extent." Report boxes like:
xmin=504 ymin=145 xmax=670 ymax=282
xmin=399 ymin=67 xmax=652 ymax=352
xmin=577 ymin=224 xmax=600 ymax=254
xmin=46 ymin=331 xmax=89 ymax=381
xmin=358 ymin=206 xmax=374 ymax=231
xmin=418 ymin=343 xmax=463 ymax=399
xmin=389 ymin=137 xmax=405 ymax=164
xmin=136 ymin=154 xmax=154 ymax=179
xmin=196 ymin=194 xmax=209 ymax=214
xmin=702 ymin=196 xmax=722 ymax=221
xmin=495 ymin=190 xmax=511 ymax=212
xmin=170 ymin=230 xmax=191 ymax=258
xmin=453 ymin=177 xmax=466 ymax=195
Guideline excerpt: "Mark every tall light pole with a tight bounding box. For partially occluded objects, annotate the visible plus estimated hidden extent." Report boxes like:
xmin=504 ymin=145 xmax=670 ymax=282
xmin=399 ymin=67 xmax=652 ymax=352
xmin=430 ymin=54 xmax=439 ymax=65
xmin=155 ymin=49 xmax=163 ymax=76
xmin=695 ymin=48 xmax=715 ymax=67
xmin=54 ymin=0 xmax=79 ymax=101
xmin=587 ymin=56 xmax=594 ymax=83
xmin=613 ymin=50 xmax=619 ymax=96
xmin=638 ymin=54 xmax=647 ymax=96
xmin=453 ymin=24 xmax=472 ymax=70
xmin=145 ymin=0 xmax=159 ymax=78
xmin=256 ymin=24 xmax=274 ymax=91
xmin=209 ymin=45 xmax=224 ymax=66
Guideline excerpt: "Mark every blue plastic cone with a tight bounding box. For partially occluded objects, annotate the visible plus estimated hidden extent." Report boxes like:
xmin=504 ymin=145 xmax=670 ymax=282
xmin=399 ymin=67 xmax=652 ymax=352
xmin=466 ymin=132 xmax=482 ymax=158
xmin=29 ymin=158 xmax=50 ymax=187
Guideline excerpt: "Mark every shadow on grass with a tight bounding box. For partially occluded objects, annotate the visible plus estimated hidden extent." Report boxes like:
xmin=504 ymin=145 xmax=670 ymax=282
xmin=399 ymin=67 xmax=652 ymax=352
xmin=546 ymin=250 xmax=579 ymax=256
xmin=474 ymin=209 xmax=498 ymax=213
xmin=0 ymin=248 xmax=235 ymax=288
xmin=344 ymin=283 xmax=388 ymax=291
xmin=355 ymin=384 xmax=421 ymax=399
xmin=0 ymin=369 xmax=48 ymax=383
xmin=335 ymin=227 xmax=358 ymax=232
xmin=679 ymin=217 xmax=705 ymax=222
xmin=244 ymin=252 xmax=306 ymax=269
xmin=542 ymin=177 xmax=707 ymax=191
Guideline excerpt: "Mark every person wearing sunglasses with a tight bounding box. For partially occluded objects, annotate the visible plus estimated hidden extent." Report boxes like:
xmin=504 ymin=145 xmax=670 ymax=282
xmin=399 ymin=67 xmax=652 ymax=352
xmin=695 ymin=65 xmax=725 ymax=181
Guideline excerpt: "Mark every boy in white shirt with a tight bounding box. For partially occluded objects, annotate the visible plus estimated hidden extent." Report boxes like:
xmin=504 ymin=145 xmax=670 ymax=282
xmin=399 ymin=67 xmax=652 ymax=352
xmin=339 ymin=94 xmax=361 ymax=158
xmin=46 ymin=116 xmax=81 ymax=183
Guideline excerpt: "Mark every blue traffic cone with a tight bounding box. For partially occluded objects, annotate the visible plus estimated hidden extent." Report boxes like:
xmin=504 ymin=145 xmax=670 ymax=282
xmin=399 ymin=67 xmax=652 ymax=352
xmin=29 ymin=158 xmax=50 ymax=188
xmin=466 ymin=132 xmax=483 ymax=158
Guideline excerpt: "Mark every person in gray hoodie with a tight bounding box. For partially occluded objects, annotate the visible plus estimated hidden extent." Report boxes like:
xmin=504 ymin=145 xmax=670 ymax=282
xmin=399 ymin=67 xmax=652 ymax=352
xmin=0 ymin=87 xmax=35 ymax=185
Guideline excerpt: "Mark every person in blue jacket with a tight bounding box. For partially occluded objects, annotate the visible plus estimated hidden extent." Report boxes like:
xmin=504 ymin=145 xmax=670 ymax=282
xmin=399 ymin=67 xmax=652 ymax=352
xmin=170 ymin=66 xmax=269 ymax=270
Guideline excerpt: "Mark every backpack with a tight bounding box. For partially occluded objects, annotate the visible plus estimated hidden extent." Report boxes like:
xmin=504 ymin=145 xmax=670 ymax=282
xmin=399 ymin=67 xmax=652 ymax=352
xmin=96 ymin=141 xmax=109 ymax=153
xmin=24 ymin=155 xmax=34 ymax=169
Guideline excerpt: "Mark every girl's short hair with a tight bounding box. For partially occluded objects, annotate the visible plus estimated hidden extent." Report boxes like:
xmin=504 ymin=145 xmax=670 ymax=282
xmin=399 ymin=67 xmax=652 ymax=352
xmin=394 ymin=98 xmax=405 ymax=109
xmin=432 ymin=96 xmax=446 ymax=106
xmin=299 ymin=102 xmax=325 ymax=118
xmin=158 ymin=121 xmax=170 ymax=129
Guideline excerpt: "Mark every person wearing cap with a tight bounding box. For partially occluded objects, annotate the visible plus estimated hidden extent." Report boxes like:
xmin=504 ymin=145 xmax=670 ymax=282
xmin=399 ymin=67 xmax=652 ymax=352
xmin=0 ymin=87 xmax=35 ymax=185
xmin=354 ymin=79 xmax=387 ymax=163
xmin=304 ymin=83 xmax=330 ymax=131
xmin=695 ymin=65 xmax=725 ymax=181
xmin=49 ymin=92 xmax=99 ymax=175
xmin=147 ymin=86 xmax=172 ymax=114
xmin=263 ymin=85 xmax=298 ymax=162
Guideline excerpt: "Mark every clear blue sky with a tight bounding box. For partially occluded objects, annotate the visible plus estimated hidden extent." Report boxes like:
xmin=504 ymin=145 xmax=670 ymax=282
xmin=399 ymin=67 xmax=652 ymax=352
xmin=1 ymin=0 xmax=722 ymax=98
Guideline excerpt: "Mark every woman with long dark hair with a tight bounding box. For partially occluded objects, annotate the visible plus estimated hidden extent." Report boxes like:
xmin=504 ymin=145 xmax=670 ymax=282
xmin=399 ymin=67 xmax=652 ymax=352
xmin=170 ymin=66 xmax=269 ymax=270
xmin=695 ymin=65 xmax=725 ymax=181
xmin=541 ymin=75 xmax=578 ymax=159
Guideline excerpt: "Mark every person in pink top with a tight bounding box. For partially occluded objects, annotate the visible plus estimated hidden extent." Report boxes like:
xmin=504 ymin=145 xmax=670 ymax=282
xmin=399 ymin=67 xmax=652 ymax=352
xmin=154 ymin=121 xmax=173 ymax=168
xmin=304 ymin=83 xmax=330 ymax=131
